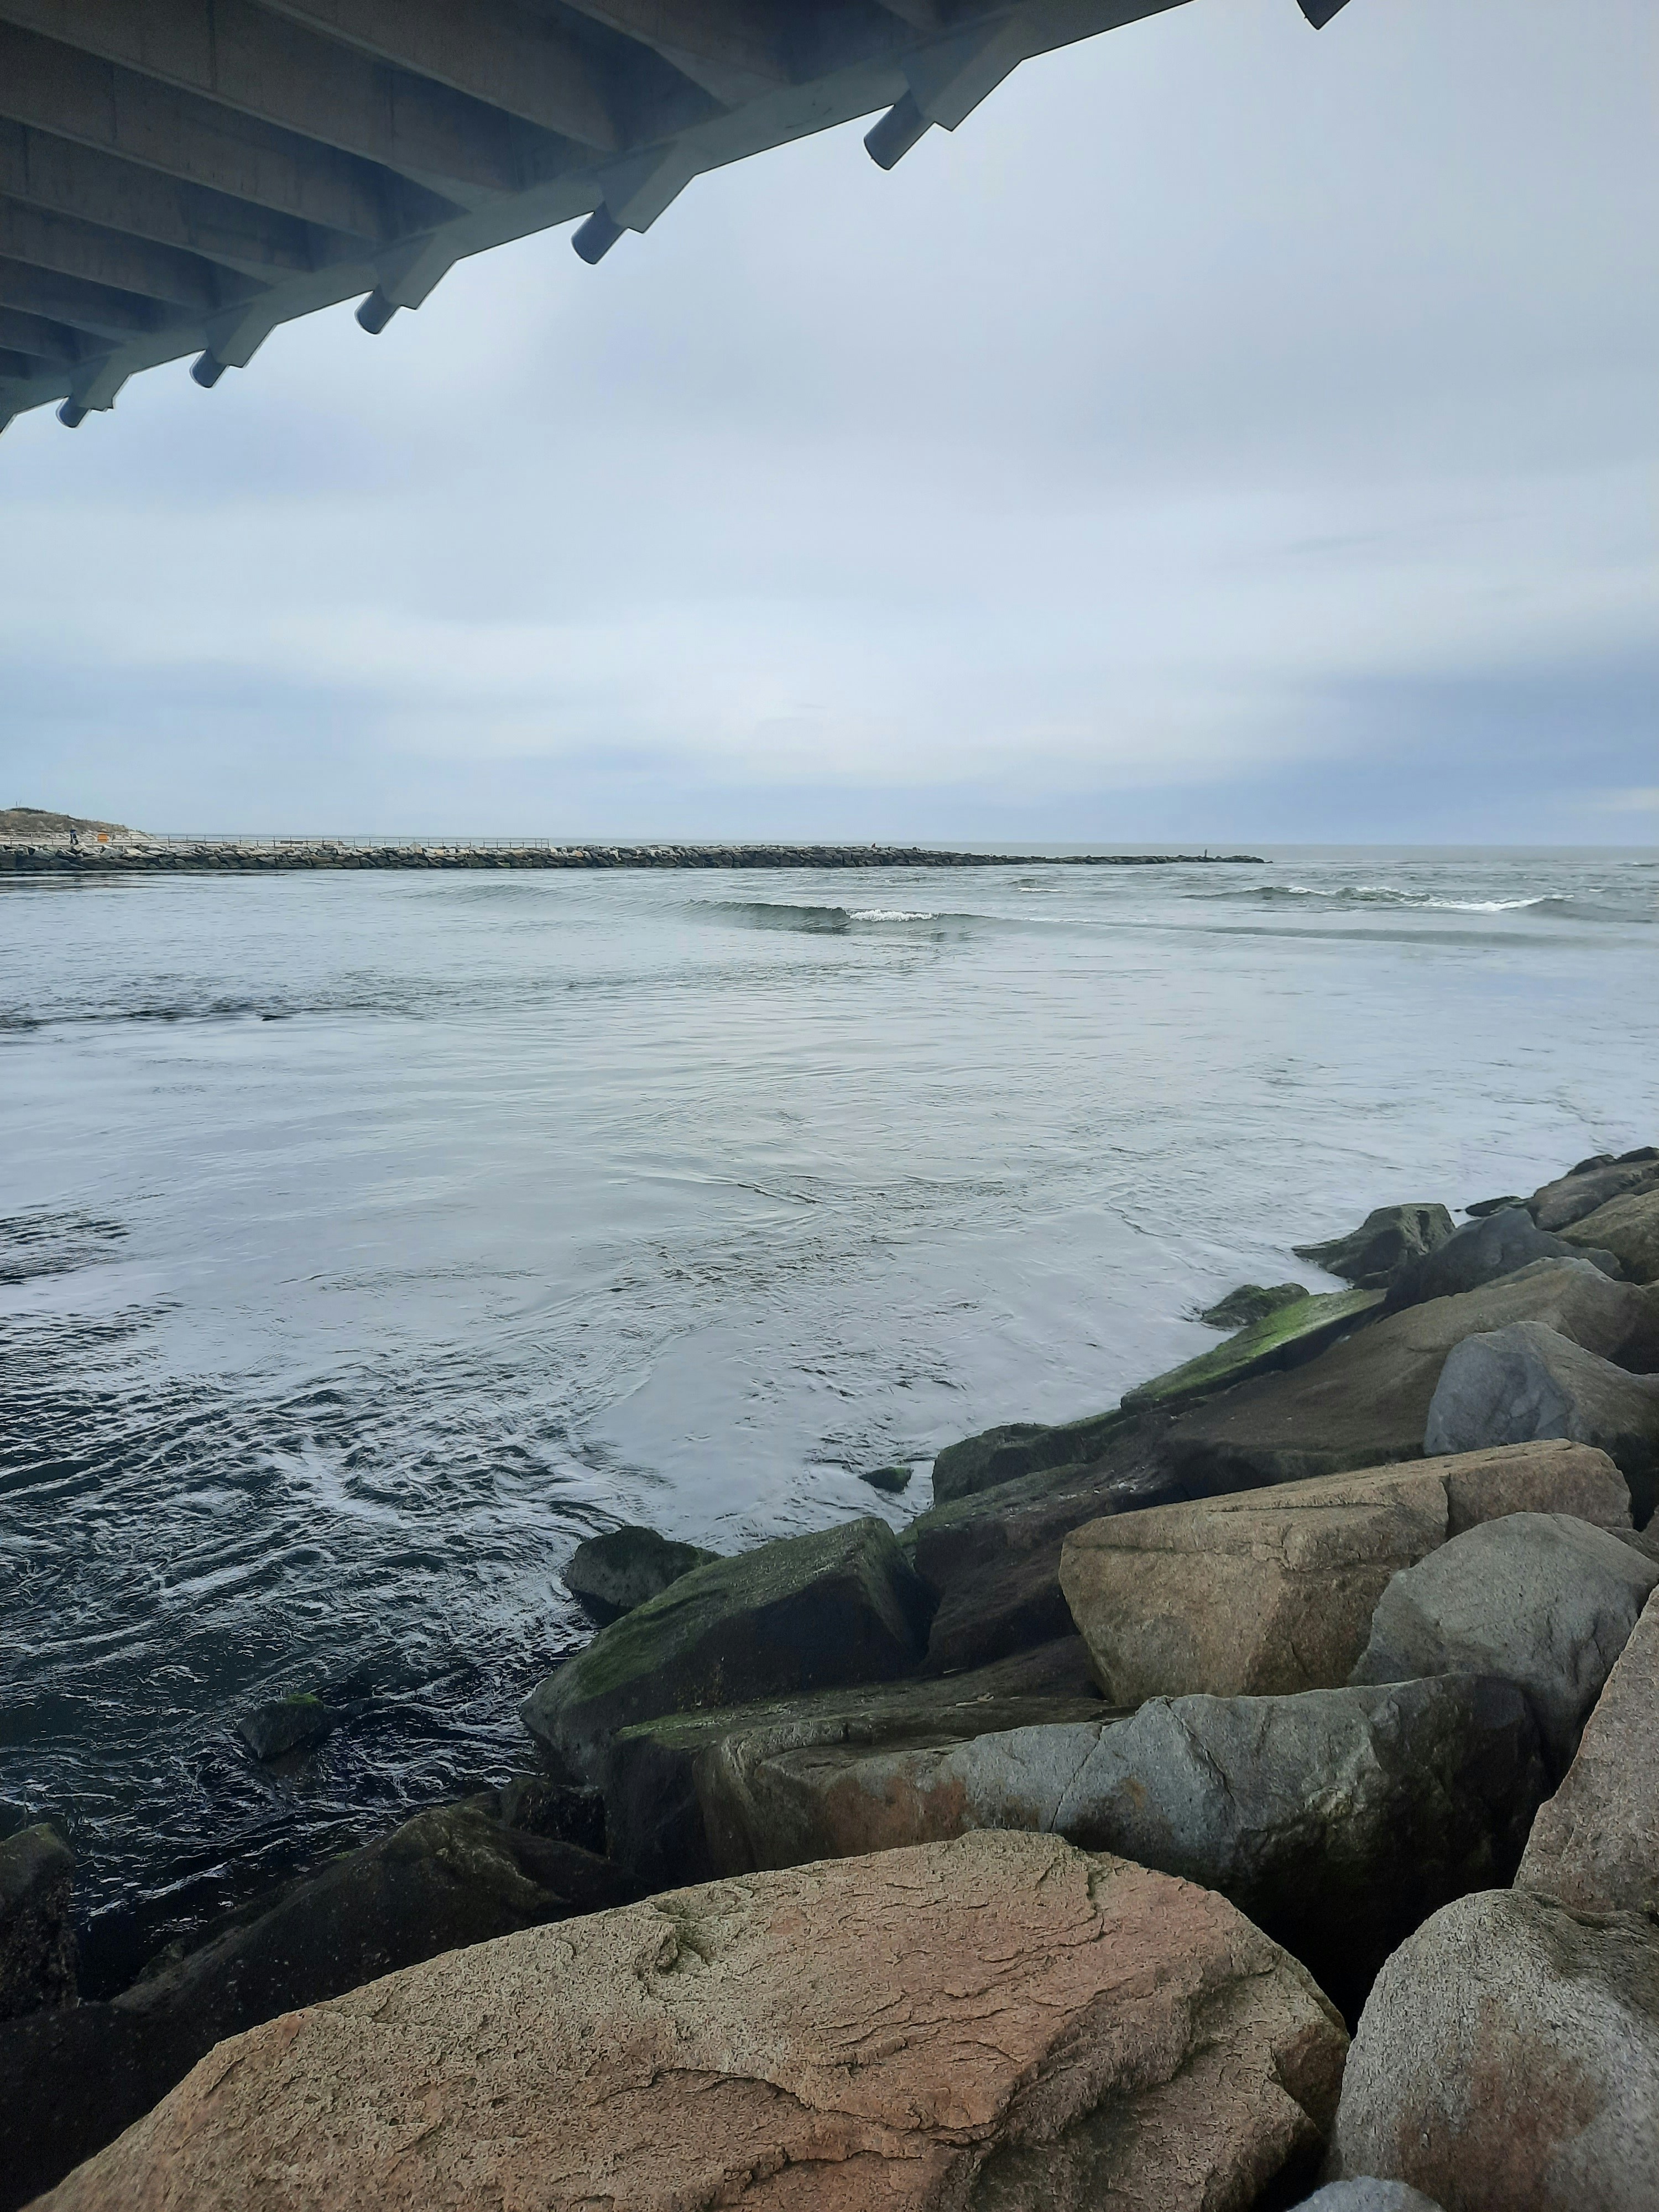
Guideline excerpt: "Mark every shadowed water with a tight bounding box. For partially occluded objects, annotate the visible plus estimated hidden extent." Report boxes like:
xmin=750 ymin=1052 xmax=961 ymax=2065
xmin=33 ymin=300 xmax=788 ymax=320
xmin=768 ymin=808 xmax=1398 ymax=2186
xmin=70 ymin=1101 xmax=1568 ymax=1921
xmin=1 ymin=846 xmax=1652 ymax=1989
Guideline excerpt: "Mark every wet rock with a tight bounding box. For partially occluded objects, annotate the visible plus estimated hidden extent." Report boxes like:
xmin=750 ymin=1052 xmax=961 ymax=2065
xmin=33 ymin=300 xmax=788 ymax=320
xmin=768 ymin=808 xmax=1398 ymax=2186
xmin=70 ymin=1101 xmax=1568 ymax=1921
xmin=33 ymin=1832 xmax=1348 ymax=2212
xmin=1166 ymin=1260 xmax=1659 ymax=1494
xmin=234 ymin=1692 xmax=336 ymax=1762
xmin=1058 ymin=1441 xmax=1631 ymax=1704
xmin=1121 ymin=1287 xmax=1383 ymax=1414
xmin=496 ymin=1773 xmax=606 ymax=1856
xmin=0 ymin=1824 xmax=76 ymax=2021
xmin=1329 ymin=1889 xmax=1659 ymax=2211
xmin=1383 ymin=1207 xmax=1620 ymax=1314
xmin=1350 ymin=1511 xmax=1659 ymax=1768
xmin=601 ymin=1636 xmax=1105 ymax=1887
xmin=0 ymin=1795 xmax=638 ymax=2211
xmin=695 ymin=1677 xmax=1543 ymax=2025
xmin=858 ymin=1463 xmax=912 ymax=1494
xmin=929 ymin=1407 xmax=1128 ymax=1504
xmin=1198 ymin=1281 xmax=1310 ymax=1328
xmin=1517 ymin=1589 xmax=1659 ymax=1916
xmin=1424 ymin=1322 xmax=1659 ymax=1522
xmin=561 ymin=1524 xmax=719 ymax=1624
xmin=1462 ymin=1194 xmax=1524 ymax=1218
xmin=1293 ymin=1203 xmax=1455 ymax=1289
xmin=521 ymin=1516 xmax=932 ymax=1783
xmin=1292 ymin=2186 xmax=1444 ymax=2212
xmin=1563 ymin=1186 xmax=1659 ymax=1284
xmin=1528 ymin=1153 xmax=1659 ymax=1232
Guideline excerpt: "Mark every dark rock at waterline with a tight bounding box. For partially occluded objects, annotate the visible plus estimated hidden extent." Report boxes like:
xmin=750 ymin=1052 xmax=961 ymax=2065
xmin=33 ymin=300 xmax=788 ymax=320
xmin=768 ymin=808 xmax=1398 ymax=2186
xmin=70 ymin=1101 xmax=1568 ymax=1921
xmin=1121 ymin=1286 xmax=1383 ymax=1415
xmin=599 ymin=1637 xmax=1105 ymax=1889
xmin=496 ymin=1773 xmax=607 ymax=1856
xmin=1383 ymin=1207 xmax=1621 ymax=1314
xmin=0 ymin=1793 xmax=638 ymax=2211
xmin=928 ymin=1408 xmax=1129 ymax=1505
xmin=1165 ymin=1260 xmax=1659 ymax=1495
xmin=1197 ymin=1281 xmax=1310 ymax=1329
xmin=858 ymin=1463 xmax=912 ymax=1494
xmin=1528 ymin=1153 xmax=1659 ymax=1232
xmin=1350 ymin=1511 xmax=1659 ymax=1771
xmin=1462 ymin=1194 xmax=1524 ymax=1219
xmin=235 ymin=1692 xmax=336 ymax=1762
xmin=561 ymin=1524 xmax=719 ymax=1624
xmin=1293 ymin=1203 xmax=1455 ymax=1290
xmin=522 ymin=1516 xmax=933 ymax=1783
xmin=0 ymin=1824 xmax=76 ymax=2021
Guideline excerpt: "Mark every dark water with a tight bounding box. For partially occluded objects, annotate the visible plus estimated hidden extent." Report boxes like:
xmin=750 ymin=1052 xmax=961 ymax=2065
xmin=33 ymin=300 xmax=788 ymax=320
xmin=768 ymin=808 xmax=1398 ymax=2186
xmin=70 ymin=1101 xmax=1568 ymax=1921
xmin=1 ymin=847 xmax=1653 ymax=1988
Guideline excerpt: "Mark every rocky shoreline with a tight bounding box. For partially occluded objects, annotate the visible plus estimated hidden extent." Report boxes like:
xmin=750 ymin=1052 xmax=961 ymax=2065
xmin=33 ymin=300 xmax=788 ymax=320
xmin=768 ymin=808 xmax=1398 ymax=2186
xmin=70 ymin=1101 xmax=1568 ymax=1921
xmin=0 ymin=839 xmax=1264 ymax=875
xmin=4 ymin=1144 xmax=1658 ymax=2209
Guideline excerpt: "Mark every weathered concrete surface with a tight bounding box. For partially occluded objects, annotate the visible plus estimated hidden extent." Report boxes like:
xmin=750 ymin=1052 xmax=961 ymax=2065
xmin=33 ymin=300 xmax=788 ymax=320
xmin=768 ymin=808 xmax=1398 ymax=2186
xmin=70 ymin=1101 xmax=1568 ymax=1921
xmin=1517 ymin=1589 xmax=1659 ymax=1916
xmin=601 ymin=1638 xmax=1107 ymax=1888
xmin=1330 ymin=1889 xmax=1659 ymax=2212
xmin=1563 ymin=1187 xmax=1659 ymax=1282
xmin=1528 ymin=1154 xmax=1659 ymax=1232
xmin=1383 ymin=1207 xmax=1620 ymax=1313
xmin=562 ymin=1525 xmax=720 ymax=1623
xmin=694 ymin=1677 xmax=1544 ymax=2021
xmin=1058 ymin=1442 xmax=1631 ymax=1704
xmin=1293 ymin=1204 xmax=1454 ymax=1289
xmin=1120 ymin=1287 xmax=1384 ymax=1415
xmin=522 ymin=1516 xmax=932 ymax=1782
xmin=35 ymin=1833 xmax=1348 ymax=2212
xmin=0 ymin=1796 xmax=637 ymax=2212
xmin=1351 ymin=1511 xmax=1659 ymax=1768
xmin=1164 ymin=1260 xmax=1659 ymax=1494
xmin=0 ymin=1823 xmax=75 ymax=2020
xmin=1425 ymin=1322 xmax=1659 ymax=1521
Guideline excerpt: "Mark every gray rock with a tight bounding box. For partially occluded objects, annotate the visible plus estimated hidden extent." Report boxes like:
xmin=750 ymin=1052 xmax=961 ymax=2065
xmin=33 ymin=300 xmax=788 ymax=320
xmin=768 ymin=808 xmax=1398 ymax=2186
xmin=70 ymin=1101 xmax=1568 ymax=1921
xmin=1350 ymin=1511 xmax=1659 ymax=1768
xmin=1198 ymin=1281 xmax=1310 ymax=1328
xmin=1529 ymin=1154 xmax=1659 ymax=1232
xmin=0 ymin=1824 xmax=76 ymax=2021
xmin=0 ymin=1793 xmax=638 ymax=2211
xmin=522 ymin=1516 xmax=933 ymax=1782
xmin=1166 ymin=1260 xmax=1659 ymax=1494
xmin=929 ymin=1408 xmax=1128 ymax=1504
xmin=1121 ymin=1286 xmax=1384 ymax=1414
xmin=1331 ymin=1889 xmax=1659 ymax=2211
xmin=1462 ymin=1194 xmax=1524 ymax=1217
xmin=1292 ymin=2185 xmax=1444 ymax=2211
xmin=1516 ymin=1589 xmax=1659 ymax=1916
xmin=1384 ymin=1207 xmax=1620 ymax=1313
xmin=1563 ymin=1186 xmax=1659 ymax=1284
xmin=234 ymin=1693 xmax=336 ymax=1762
xmin=858 ymin=1463 xmax=912 ymax=1494
xmin=562 ymin=1524 xmax=719 ymax=1623
xmin=1424 ymin=1321 xmax=1659 ymax=1523
xmin=1293 ymin=1203 xmax=1455 ymax=1289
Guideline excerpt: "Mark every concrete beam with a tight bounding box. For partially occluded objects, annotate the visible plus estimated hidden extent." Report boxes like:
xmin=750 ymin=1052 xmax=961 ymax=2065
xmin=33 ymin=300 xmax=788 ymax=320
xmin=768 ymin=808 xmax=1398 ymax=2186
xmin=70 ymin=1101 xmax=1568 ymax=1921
xmin=0 ymin=24 xmax=442 ymax=239
xmin=0 ymin=2 xmax=574 ymax=203
xmin=0 ymin=196 xmax=258 ymax=306
xmin=0 ymin=119 xmax=353 ymax=275
xmin=0 ymin=299 xmax=88 ymax=361
xmin=0 ymin=253 xmax=175 ymax=336
xmin=0 ymin=342 xmax=49 ymax=377
xmin=254 ymin=0 xmax=619 ymax=152
xmin=557 ymin=0 xmax=790 ymax=107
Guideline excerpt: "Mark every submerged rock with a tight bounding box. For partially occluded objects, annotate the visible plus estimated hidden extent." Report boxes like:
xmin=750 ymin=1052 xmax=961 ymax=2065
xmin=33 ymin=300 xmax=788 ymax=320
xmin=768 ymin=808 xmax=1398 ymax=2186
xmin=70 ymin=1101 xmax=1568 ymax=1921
xmin=1425 ymin=1321 xmax=1659 ymax=1522
xmin=1121 ymin=1286 xmax=1383 ymax=1414
xmin=1517 ymin=1589 xmax=1659 ymax=1916
xmin=1058 ymin=1441 xmax=1631 ymax=1704
xmin=0 ymin=1794 xmax=638 ymax=2210
xmin=1293 ymin=1203 xmax=1454 ymax=1289
xmin=234 ymin=1693 xmax=336 ymax=1763
xmin=33 ymin=1833 xmax=1348 ymax=2212
xmin=562 ymin=1525 xmax=719 ymax=1623
xmin=1350 ymin=1511 xmax=1659 ymax=1768
xmin=522 ymin=1516 xmax=932 ymax=1783
xmin=1198 ymin=1281 xmax=1310 ymax=1328
xmin=858 ymin=1463 xmax=912 ymax=1494
xmin=1563 ymin=1186 xmax=1659 ymax=1284
xmin=1383 ymin=1207 xmax=1620 ymax=1313
xmin=1165 ymin=1259 xmax=1659 ymax=1494
xmin=1330 ymin=1889 xmax=1659 ymax=2211
xmin=0 ymin=1824 xmax=76 ymax=2021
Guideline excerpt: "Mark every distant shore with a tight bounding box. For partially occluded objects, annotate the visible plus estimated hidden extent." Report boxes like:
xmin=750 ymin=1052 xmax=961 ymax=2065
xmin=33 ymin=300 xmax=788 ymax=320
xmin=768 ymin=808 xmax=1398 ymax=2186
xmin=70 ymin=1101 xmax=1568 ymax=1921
xmin=0 ymin=839 xmax=1265 ymax=875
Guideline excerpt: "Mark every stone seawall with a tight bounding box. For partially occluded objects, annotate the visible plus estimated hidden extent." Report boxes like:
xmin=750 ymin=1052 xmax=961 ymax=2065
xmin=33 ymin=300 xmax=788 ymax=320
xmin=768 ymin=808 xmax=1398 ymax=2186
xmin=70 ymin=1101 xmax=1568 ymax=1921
xmin=0 ymin=842 xmax=1264 ymax=875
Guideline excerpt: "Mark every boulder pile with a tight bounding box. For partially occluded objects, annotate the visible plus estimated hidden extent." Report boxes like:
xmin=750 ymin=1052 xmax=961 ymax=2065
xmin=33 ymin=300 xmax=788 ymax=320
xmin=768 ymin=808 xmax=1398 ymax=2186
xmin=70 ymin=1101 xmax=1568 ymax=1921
xmin=11 ymin=1139 xmax=1659 ymax=2212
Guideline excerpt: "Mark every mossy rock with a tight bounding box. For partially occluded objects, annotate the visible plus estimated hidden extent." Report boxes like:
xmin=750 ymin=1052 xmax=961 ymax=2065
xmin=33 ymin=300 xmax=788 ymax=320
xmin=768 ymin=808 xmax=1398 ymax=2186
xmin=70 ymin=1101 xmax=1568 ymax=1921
xmin=1121 ymin=1287 xmax=1385 ymax=1415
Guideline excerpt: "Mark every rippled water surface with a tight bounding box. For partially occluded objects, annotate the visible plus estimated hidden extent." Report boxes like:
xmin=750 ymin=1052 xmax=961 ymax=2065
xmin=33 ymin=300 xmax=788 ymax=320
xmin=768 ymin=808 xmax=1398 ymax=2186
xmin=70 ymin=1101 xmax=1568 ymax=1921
xmin=1 ymin=846 xmax=1653 ymax=1986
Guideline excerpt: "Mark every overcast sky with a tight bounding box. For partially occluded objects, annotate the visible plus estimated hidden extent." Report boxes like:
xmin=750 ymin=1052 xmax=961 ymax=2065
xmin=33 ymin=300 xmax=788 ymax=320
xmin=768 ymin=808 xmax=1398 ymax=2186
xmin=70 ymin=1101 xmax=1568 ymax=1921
xmin=1 ymin=0 xmax=1653 ymax=842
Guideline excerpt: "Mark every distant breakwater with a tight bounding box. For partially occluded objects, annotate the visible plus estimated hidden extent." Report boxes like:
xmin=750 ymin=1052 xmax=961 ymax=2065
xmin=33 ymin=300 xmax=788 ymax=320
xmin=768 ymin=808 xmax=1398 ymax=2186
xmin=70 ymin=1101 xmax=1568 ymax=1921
xmin=0 ymin=841 xmax=1265 ymax=875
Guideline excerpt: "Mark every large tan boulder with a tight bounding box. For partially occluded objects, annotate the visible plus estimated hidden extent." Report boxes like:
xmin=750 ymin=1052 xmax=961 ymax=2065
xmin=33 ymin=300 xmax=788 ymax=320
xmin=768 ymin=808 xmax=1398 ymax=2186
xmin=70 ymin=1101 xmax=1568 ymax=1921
xmin=35 ymin=1833 xmax=1348 ymax=2212
xmin=1517 ymin=1588 xmax=1659 ymax=1914
xmin=1058 ymin=1442 xmax=1630 ymax=1703
xmin=1563 ymin=1186 xmax=1659 ymax=1283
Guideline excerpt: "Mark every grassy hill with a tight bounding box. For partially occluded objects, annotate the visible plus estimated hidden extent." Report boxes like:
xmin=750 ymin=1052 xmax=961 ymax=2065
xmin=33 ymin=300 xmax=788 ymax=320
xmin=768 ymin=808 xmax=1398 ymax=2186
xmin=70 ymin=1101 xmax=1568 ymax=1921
xmin=1 ymin=805 xmax=135 ymax=838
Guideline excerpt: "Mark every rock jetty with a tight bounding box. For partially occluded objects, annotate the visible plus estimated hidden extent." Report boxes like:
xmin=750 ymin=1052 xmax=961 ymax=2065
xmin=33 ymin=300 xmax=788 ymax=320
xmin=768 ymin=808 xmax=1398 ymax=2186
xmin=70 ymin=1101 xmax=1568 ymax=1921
xmin=9 ymin=1137 xmax=1659 ymax=2211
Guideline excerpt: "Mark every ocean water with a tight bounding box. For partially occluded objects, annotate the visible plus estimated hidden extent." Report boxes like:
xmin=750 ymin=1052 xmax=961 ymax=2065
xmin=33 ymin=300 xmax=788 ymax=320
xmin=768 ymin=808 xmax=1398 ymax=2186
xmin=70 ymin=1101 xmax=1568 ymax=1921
xmin=1 ymin=846 xmax=1653 ymax=1986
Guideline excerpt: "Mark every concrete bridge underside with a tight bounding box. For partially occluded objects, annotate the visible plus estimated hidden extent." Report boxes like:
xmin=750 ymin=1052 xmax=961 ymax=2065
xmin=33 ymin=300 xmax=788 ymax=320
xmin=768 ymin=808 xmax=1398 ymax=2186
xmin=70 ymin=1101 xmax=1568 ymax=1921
xmin=0 ymin=0 xmax=1347 ymax=433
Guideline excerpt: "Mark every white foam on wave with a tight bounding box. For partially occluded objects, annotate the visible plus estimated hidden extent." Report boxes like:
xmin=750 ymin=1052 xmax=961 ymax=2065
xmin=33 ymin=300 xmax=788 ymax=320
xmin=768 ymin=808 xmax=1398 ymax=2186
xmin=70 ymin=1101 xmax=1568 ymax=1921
xmin=848 ymin=907 xmax=937 ymax=922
